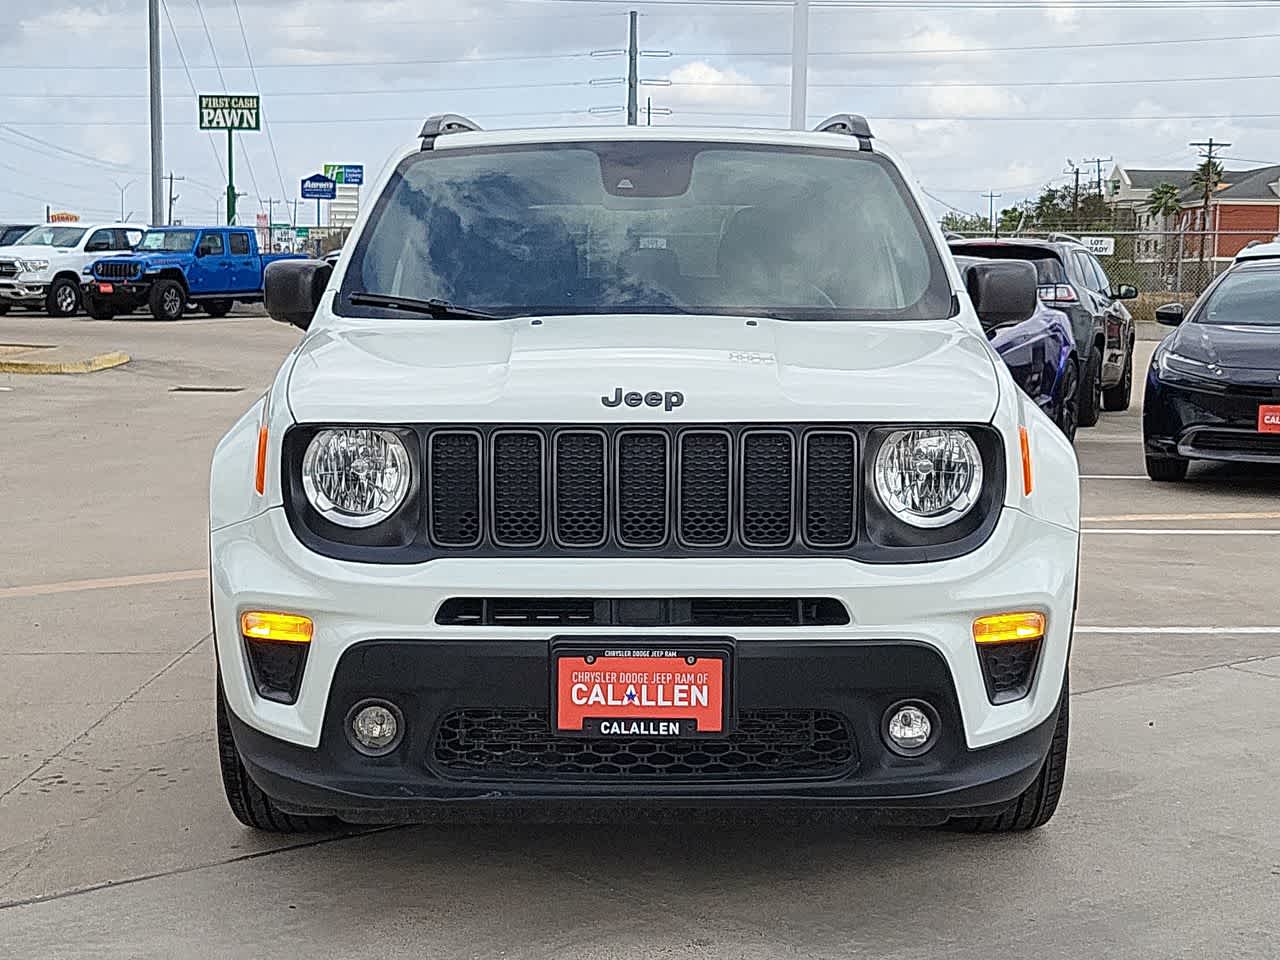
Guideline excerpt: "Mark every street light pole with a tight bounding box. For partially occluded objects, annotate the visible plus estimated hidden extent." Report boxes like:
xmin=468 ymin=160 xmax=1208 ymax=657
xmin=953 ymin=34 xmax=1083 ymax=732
xmin=789 ymin=0 xmax=810 ymax=130
xmin=114 ymin=180 xmax=137 ymax=222
xmin=147 ymin=0 xmax=164 ymax=226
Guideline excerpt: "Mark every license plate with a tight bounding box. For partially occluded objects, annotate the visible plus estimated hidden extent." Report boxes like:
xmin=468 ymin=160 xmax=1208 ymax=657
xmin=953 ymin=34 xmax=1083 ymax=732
xmin=97 ymin=283 xmax=114 ymax=294
xmin=554 ymin=645 xmax=729 ymax=737
xmin=1259 ymin=405 xmax=1280 ymax=433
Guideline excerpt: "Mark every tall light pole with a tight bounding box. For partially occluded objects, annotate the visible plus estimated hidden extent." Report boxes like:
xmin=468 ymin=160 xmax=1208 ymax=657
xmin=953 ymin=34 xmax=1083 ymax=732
xmin=148 ymin=0 xmax=164 ymax=226
xmin=114 ymin=180 xmax=137 ymax=222
xmin=789 ymin=0 xmax=810 ymax=130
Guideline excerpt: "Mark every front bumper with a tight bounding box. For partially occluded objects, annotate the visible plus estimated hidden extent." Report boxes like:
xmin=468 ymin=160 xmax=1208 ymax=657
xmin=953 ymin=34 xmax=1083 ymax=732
xmin=0 ymin=278 xmax=46 ymax=302
xmin=225 ymin=638 xmax=1062 ymax=821
xmin=1144 ymin=369 xmax=1280 ymax=462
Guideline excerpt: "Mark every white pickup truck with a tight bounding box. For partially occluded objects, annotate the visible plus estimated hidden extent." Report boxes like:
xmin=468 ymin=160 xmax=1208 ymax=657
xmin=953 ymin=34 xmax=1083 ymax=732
xmin=0 ymin=222 xmax=145 ymax=316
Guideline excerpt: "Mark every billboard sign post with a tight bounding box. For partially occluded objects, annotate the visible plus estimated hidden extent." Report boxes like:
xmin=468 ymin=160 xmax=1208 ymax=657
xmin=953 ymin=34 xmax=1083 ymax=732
xmin=322 ymin=164 xmax=364 ymax=186
xmin=198 ymin=95 xmax=261 ymax=226
xmin=301 ymin=174 xmax=337 ymax=232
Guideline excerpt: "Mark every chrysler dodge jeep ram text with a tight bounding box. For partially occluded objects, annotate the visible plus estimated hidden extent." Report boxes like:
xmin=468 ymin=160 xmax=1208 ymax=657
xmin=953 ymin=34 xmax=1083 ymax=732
xmin=210 ymin=115 xmax=1080 ymax=834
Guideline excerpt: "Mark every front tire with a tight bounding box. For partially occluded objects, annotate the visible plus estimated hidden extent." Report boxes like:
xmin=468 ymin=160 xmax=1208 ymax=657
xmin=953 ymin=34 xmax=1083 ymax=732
xmin=45 ymin=277 xmax=80 ymax=317
xmin=1077 ymin=349 xmax=1103 ymax=427
xmin=203 ymin=299 xmax=233 ymax=318
xmin=0 ymin=302 xmax=10 ymax=316
xmin=948 ymin=683 xmax=1069 ymax=833
xmin=1145 ymin=454 xmax=1188 ymax=482
xmin=1102 ymin=337 xmax=1135 ymax=412
xmin=83 ymin=296 xmax=115 ymax=321
xmin=216 ymin=676 xmax=337 ymax=834
xmin=149 ymin=279 xmax=186 ymax=321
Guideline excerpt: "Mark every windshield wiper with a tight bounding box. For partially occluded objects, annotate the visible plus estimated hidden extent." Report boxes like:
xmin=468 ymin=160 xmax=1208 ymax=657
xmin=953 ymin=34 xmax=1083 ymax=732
xmin=348 ymin=292 xmax=501 ymax=320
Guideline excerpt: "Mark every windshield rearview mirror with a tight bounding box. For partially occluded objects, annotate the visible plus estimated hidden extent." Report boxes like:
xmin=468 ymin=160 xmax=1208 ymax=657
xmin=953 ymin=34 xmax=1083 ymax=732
xmin=1155 ymin=302 xmax=1185 ymax=326
xmin=963 ymin=260 xmax=1038 ymax=332
xmin=265 ymin=259 xmax=331 ymax=330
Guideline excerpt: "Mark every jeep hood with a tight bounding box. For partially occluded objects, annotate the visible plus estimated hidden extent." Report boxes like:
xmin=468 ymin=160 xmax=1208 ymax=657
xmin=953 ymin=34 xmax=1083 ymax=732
xmin=285 ymin=314 xmax=1000 ymax=424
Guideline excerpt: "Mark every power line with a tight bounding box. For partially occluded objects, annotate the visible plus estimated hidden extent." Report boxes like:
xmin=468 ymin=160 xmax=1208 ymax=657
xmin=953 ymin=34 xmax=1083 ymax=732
xmin=0 ymin=80 xmax=607 ymax=101
xmin=160 ymin=0 xmax=226 ymax=184
xmin=0 ymin=51 xmax=619 ymax=71
xmin=0 ymin=124 xmax=139 ymax=172
xmin=660 ymin=70 xmax=1280 ymax=90
xmin=231 ymin=0 xmax=290 ymax=223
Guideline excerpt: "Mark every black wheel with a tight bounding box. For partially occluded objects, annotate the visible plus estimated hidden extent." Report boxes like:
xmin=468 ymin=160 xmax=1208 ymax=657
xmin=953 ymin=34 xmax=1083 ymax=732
xmin=1054 ymin=357 xmax=1080 ymax=443
xmin=45 ymin=277 xmax=80 ymax=317
xmin=1102 ymin=337 xmax=1135 ymax=412
xmin=0 ymin=301 xmax=10 ymax=316
xmin=1145 ymin=454 xmax=1188 ymax=482
xmin=203 ymin=299 xmax=233 ymax=318
xmin=83 ymin=296 xmax=115 ymax=321
xmin=217 ymin=676 xmax=337 ymax=834
xmin=149 ymin=279 xmax=186 ymax=321
xmin=948 ymin=683 xmax=1069 ymax=833
xmin=1077 ymin=348 xmax=1103 ymax=427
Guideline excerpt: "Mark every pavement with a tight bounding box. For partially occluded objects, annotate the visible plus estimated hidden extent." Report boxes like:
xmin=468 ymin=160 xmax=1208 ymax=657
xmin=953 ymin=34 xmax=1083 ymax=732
xmin=1 ymin=316 xmax=1277 ymax=959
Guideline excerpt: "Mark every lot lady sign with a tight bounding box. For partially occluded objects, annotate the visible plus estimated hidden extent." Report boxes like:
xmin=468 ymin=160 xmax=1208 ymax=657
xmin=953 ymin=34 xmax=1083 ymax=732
xmin=198 ymin=95 xmax=261 ymax=131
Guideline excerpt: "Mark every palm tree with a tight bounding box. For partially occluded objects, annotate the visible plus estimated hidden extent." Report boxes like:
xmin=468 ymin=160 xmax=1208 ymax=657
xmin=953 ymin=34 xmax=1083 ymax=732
xmin=1146 ymin=182 xmax=1184 ymax=281
xmin=1190 ymin=159 xmax=1224 ymax=269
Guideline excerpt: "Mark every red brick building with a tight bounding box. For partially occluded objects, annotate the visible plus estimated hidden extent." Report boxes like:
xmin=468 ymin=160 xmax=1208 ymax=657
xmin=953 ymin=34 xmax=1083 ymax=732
xmin=1177 ymin=165 xmax=1280 ymax=261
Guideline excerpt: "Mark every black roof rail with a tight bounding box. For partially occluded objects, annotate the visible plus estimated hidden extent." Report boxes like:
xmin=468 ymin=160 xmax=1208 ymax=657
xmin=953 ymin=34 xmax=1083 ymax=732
xmin=813 ymin=114 xmax=873 ymax=150
xmin=420 ymin=114 xmax=481 ymax=150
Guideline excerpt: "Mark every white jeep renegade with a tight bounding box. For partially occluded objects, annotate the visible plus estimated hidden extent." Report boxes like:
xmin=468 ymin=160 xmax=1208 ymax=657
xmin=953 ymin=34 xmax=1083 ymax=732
xmin=210 ymin=115 xmax=1079 ymax=833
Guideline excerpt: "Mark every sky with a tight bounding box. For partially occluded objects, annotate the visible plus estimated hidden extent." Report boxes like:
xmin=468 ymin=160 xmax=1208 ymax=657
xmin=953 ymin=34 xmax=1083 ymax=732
xmin=4 ymin=0 xmax=1280 ymax=225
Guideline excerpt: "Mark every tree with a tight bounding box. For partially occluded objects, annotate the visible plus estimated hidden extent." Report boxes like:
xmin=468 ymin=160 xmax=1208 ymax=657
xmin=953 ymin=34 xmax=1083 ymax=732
xmin=1146 ymin=181 xmax=1184 ymax=279
xmin=940 ymin=211 xmax=990 ymax=235
xmin=1191 ymin=158 xmax=1224 ymax=265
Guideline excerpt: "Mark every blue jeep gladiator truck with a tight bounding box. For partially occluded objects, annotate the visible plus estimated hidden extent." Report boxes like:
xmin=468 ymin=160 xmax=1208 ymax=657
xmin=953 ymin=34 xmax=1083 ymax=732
xmin=83 ymin=226 xmax=306 ymax=320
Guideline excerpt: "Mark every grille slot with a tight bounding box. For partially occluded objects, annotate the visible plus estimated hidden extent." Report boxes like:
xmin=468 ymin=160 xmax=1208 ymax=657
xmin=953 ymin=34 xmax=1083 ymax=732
xmin=616 ymin=431 xmax=669 ymax=546
xmin=740 ymin=431 xmax=795 ymax=546
xmin=803 ymin=431 xmax=857 ymax=546
xmin=678 ymin=431 xmax=732 ymax=546
xmin=432 ymin=708 xmax=857 ymax=781
xmin=435 ymin=596 xmax=849 ymax=627
xmin=554 ymin=431 xmax=607 ymax=546
xmin=491 ymin=431 xmax=545 ymax=546
xmin=0 ymin=260 xmax=19 ymax=278
xmin=428 ymin=431 xmax=482 ymax=546
xmin=95 ymin=261 xmax=138 ymax=280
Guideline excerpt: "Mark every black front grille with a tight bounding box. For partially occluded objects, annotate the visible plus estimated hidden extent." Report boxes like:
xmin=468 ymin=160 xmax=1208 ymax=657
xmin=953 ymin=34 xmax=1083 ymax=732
xmin=95 ymin=261 xmax=139 ymax=280
xmin=1185 ymin=429 xmax=1280 ymax=457
xmin=431 ymin=708 xmax=857 ymax=781
xmin=0 ymin=260 xmax=18 ymax=278
xmin=435 ymin=596 xmax=850 ymax=627
xmin=423 ymin=425 xmax=858 ymax=554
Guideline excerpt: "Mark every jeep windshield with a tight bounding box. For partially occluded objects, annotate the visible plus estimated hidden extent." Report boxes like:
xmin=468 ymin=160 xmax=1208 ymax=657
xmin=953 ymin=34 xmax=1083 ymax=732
xmin=16 ymin=226 xmax=87 ymax=248
xmin=138 ymin=230 xmax=198 ymax=252
xmin=339 ymin=140 xmax=951 ymax=321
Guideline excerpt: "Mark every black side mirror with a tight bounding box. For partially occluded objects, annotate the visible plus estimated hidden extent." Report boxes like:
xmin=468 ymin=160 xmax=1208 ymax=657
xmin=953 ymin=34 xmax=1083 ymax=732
xmin=1155 ymin=302 xmax=1185 ymax=326
xmin=1113 ymin=283 xmax=1138 ymax=301
xmin=964 ymin=260 xmax=1038 ymax=332
xmin=265 ymin=259 xmax=332 ymax=330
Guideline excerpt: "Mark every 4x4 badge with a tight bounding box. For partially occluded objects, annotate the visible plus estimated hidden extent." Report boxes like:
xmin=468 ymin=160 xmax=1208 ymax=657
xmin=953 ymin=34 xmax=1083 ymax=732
xmin=601 ymin=388 xmax=684 ymax=411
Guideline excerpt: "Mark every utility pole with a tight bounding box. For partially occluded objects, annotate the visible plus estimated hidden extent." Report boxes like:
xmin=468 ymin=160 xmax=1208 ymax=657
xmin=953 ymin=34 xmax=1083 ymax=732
xmin=148 ymin=0 xmax=164 ymax=226
xmin=626 ymin=11 xmax=639 ymax=125
xmin=790 ymin=0 xmax=810 ymax=130
xmin=1064 ymin=160 xmax=1081 ymax=223
xmin=1081 ymin=156 xmax=1112 ymax=196
xmin=1190 ymin=136 xmax=1229 ymax=270
xmin=264 ymin=197 xmax=277 ymax=250
xmin=165 ymin=172 xmax=184 ymax=226
xmin=982 ymin=191 xmax=1002 ymax=234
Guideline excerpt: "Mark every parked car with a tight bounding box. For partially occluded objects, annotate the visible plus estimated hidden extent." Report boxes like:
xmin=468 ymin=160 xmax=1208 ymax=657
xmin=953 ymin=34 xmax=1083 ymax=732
xmin=82 ymin=226 xmax=307 ymax=321
xmin=954 ymin=255 xmax=1080 ymax=441
xmin=1143 ymin=256 xmax=1280 ymax=480
xmin=211 ymin=114 xmax=1080 ymax=835
xmin=0 ymin=222 xmax=144 ymax=316
xmin=0 ymin=223 xmax=38 ymax=247
xmin=949 ymin=237 xmax=1137 ymax=426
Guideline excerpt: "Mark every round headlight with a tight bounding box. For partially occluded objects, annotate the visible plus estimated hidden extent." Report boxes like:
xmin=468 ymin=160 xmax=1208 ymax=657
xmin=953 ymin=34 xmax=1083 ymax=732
xmin=873 ymin=428 xmax=983 ymax=529
xmin=301 ymin=428 xmax=411 ymax=528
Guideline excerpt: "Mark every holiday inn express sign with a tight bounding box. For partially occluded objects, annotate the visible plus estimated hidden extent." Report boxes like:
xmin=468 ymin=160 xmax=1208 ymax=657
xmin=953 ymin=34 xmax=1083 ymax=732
xmin=198 ymin=95 xmax=261 ymax=131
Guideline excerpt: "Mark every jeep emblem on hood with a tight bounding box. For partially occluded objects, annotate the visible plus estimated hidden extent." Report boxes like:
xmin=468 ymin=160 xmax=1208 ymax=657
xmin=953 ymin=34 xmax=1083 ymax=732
xmin=601 ymin=388 xmax=685 ymax=412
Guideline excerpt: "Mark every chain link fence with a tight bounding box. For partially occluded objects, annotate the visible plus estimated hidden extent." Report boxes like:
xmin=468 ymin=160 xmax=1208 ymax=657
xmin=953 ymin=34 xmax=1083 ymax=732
xmin=947 ymin=229 xmax=1276 ymax=323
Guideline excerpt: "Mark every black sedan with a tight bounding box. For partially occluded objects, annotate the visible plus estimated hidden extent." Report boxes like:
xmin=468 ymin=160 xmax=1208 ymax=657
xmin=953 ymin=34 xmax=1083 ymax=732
xmin=1144 ymin=258 xmax=1280 ymax=480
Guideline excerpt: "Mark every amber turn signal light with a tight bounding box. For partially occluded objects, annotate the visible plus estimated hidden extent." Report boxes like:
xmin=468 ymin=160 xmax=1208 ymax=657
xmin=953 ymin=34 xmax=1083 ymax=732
xmin=240 ymin=611 xmax=313 ymax=645
xmin=973 ymin=611 xmax=1046 ymax=645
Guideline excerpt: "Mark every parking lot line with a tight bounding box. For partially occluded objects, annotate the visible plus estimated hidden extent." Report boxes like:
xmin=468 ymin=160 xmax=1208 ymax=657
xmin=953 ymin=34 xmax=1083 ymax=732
xmin=1077 ymin=625 xmax=1280 ymax=634
xmin=1080 ymin=474 xmax=1147 ymax=479
xmin=1082 ymin=528 xmax=1280 ymax=535
xmin=0 ymin=569 xmax=205 ymax=600
xmin=1083 ymin=511 xmax=1280 ymax=522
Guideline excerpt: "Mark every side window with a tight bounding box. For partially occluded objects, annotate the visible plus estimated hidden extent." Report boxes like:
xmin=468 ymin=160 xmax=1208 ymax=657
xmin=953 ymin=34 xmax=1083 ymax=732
xmin=85 ymin=229 xmax=113 ymax=253
xmin=118 ymin=229 xmax=143 ymax=249
xmin=198 ymin=232 xmax=225 ymax=257
xmin=1088 ymin=255 xmax=1111 ymax=295
xmin=228 ymin=232 xmax=251 ymax=255
xmin=1070 ymin=252 xmax=1095 ymax=291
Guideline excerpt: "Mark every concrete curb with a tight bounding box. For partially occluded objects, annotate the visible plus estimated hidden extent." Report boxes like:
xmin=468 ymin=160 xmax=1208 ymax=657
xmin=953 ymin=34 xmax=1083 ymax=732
xmin=0 ymin=351 xmax=131 ymax=375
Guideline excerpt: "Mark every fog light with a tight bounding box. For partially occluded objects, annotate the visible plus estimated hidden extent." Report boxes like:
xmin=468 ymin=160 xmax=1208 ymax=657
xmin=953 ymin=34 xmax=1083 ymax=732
xmin=348 ymin=700 xmax=403 ymax=756
xmin=884 ymin=702 xmax=937 ymax=756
